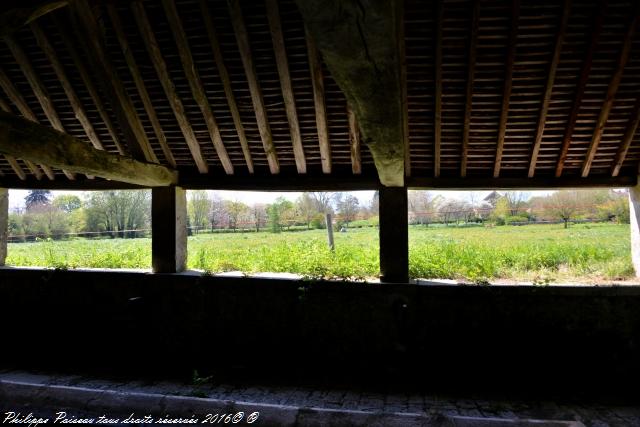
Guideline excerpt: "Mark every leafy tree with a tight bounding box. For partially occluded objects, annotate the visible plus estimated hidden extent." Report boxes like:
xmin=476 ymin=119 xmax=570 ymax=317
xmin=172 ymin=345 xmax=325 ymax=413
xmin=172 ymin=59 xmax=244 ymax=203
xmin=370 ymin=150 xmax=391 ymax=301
xmin=543 ymin=190 xmax=580 ymax=228
xmin=267 ymin=197 xmax=293 ymax=232
xmin=84 ymin=191 xmax=150 ymax=238
xmin=250 ymin=203 xmax=267 ymax=232
xmin=209 ymin=193 xmax=225 ymax=230
xmin=224 ymin=200 xmax=248 ymax=231
xmin=188 ymin=190 xmax=211 ymax=234
xmin=503 ymin=191 xmax=529 ymax=216
xmin=52 ymin=194 xmax=82 ymax=213
xmin=296 ymin=193 xmax=317 ymax=229
xmin=25 ymin=190 xmax=51 ymax=211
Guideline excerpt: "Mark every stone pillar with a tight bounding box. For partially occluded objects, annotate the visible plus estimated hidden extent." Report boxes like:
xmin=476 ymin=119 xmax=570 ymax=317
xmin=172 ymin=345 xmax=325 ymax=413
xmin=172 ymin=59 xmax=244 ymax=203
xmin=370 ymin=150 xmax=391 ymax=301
xmin=152 ymin=186 xmax=187 ymax=273
xmin=0 ymin=188 xmax=7 ymax=266
xmin=379 ymin=186 xmax=409 ymax=283
xmin=629 ymin=184 xmax=640 ymax=276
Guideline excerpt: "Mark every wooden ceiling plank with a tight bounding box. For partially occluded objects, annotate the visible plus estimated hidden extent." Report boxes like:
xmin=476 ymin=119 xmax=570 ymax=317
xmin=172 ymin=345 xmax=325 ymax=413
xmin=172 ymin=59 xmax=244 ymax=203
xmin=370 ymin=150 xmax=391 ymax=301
xmin=347 ymin=103 xmax=361 ymax=175
xmin=266 ymin=0 xmax=306 ymax=174
xmin=161 ymin=0 xmax=233 ymax=175
xmin=106 ymin=4 xmax=175 ymax=168
xmin=434 ymin=0 xmax=442 ymax=178
xmin=306 ymin=34 xmax=331 ymax=174
xmin=228 ymin=0 xmax=279 ymax=174
xmin=0 ymin=111 xmax=177 ymax=187
xmin=493 ymin=0 xmax=519 ymax=178
xmin=71 ymin=0 xmax=158 ymax=164
xmin=461 ymin=0 xmax=480 ymax=178
xmin=611 ymin=96 xmax=640 ymax=177
xmin=131 ymin=1 xmax=208 ymax=174
xmin=199 ymin=0 xmax=253 ymax=174
xmin=581 ymin=10 xmax=640 ymax=178
xmin=53 ymin=15 xmax=125 ymax=156
xmin=555 ymin=2 xmax=604 ymax=177
xmin=527 ymin=0 xmax=571 ymax=178
xmin=0 ymin=96 xmax=27 ymax=180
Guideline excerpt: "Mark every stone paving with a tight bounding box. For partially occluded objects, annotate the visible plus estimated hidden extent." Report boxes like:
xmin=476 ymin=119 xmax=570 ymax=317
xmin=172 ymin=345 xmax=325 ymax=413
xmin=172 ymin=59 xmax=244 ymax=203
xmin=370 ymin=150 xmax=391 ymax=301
xmin=0 ymin=370 xmax=638 ymax=426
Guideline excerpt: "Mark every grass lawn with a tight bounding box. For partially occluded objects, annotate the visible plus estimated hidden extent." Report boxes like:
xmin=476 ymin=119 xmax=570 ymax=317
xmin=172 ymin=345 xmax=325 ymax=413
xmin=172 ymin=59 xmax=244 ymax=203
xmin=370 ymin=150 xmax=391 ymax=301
xmin=5 ymin=223 xmax=634 ymax=283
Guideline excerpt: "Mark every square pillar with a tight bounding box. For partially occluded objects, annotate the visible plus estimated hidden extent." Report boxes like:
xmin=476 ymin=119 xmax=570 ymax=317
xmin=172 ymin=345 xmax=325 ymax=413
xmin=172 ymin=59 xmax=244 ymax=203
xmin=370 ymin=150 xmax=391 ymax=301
xmin=152 ymin=186 xmax=187 ymax=273
xmin=379 ymin=186 xmax=409 ymax=283
xmin=0 ymin=188 xmax=7 ymax=266
xmin=629 ymin=184 xmax=640 ymax=276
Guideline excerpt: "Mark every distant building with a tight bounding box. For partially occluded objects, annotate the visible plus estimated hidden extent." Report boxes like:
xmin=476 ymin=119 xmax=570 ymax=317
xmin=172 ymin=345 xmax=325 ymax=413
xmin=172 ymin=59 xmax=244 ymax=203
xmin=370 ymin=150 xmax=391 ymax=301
xmin=483 ymin=191 xmax=502 ymax=208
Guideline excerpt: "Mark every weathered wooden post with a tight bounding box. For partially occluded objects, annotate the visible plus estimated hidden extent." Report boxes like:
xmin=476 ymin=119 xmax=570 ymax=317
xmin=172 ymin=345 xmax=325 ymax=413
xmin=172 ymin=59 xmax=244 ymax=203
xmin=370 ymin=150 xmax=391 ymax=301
xmin=629 ymin=182 xmax=640 ymax=276
xmin=379 ymin=186 xmax=409 ymax=283
xmin=152 ymin=186 xmax=187 ymax=273
xmin=325 ymin=213 xmax=335 ymax=251
xmin=0 ymin=188 xmax=7 ymax=266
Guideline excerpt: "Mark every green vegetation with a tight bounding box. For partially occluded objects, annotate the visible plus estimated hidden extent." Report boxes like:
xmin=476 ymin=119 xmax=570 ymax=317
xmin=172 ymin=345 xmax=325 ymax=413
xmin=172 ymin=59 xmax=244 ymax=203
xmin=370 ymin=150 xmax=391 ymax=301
xmin=6 ymin=223 xmax=633 ymax=283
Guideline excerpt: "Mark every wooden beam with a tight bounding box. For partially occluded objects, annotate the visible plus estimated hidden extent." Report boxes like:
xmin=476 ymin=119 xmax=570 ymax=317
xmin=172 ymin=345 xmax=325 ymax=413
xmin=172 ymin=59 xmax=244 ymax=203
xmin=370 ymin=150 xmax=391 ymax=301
xmin=528 ymin=0 xmax=571 ymax=178
xmin=130 ymin=1 xmax=208 ymax=173
xmin=5 ymin=35 xmax=76 ymax=180
xmin=0 ymin=66 xmax=53 ymax=180
xmin=71 ymin=0 xmax=158 ymax=164
xmin=555 ymin=2 xmax=604 ymax=177
xmin=611 ymin=96 xmax=640 ymax=177
xmin=296 ymin=0 xmax=404 ymax=186
xmin=106 ymin=4 xmax=175 ymax=167
xmin=152 ymin=186 xmax=187 ymax=273
xmin=53 ymin=15 xmax=125 ymax=156
xmin=461 ymin=0 xmax=480 ymax=178
xmin=306 ymin=34 xmax=331 ymax=174
xmin=228 ymin=0 xmax=279 ymax=174
xmin=581 ymin=10 xmax=640 ymax=177
xmin=347 ymin=103 xmax=361 ymax=174
xmin=398 ymin=0 xmax=409 ymax=178
xmin=0 ymin=112 xmax=177 ymax=187
xmin=379 ymin=186 xmax=409 ymax=283
xmin=434 ymin=0 xmax=442 ymax=178
xmin=0 ymin=96 xmax=27 ymax=180
xmin=30 ymin=21 xmax=104 ymax=152
xmin=161 ymin=0 xmax=233 ymax=175
xmin=266 ymin=0 xmax=306 ymax=174
xmin=0 ymin=0 xmax=68 ymax=38
xmin=494 ymin=0 xmax=519 ymax=178
xmin=199 ymin=0 xmax=253 ymax=174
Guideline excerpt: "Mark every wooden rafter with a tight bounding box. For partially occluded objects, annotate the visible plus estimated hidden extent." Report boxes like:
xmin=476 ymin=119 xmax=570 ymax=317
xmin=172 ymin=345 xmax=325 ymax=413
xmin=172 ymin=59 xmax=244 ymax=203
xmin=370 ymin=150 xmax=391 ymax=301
xmin=199 ymin=0 xmax=253 ymax=174
xmin=266 ymin=0 xmax=306 ymax=174
xmin=0 ymin=96 xmax=26 ymax=180
xmin=461 ymin=0 xmax=480 ymax=178
xmin=493 ymin=0 xmax=519 ymax=178
xmin=554 ymin=2 xmax=604 ymax=177
xmin=71 ymin=0 xmax=158 ymax=164
xmin=0 ymin=66 xmax=53 ymax=180
xmin=434 ymin=0 xmax=442 ymax=178
xmin=0 ymin=111 xmax=177 ymax=187
xmin=306 ymin=34 xmax=331 ymax=174
xmin=0 ymin=0 xmax=68 ymax=38
xmin=228 ymin=0 xmax=279 ymax=174
xmin=398 ymin=0 xmax=409 ymax=178
xmin=161 ymin=0 xmax=233 ymax=175
xmin=106 ymin=4 xmax=174 ymax=167
xmin=581 ymin=10 xmax=640 ymax=177
xmin=611 ymin=96 xmax=640 ymax=177
xmin=53 ymin=15 xmax=125 ymax=156
xmin=130 ymin=1 xmax=208 ymax=173
xmin=347 ymin=103 xmax=361 ymax=175
xmin=528 ymin=0 xmax=571 ymax=178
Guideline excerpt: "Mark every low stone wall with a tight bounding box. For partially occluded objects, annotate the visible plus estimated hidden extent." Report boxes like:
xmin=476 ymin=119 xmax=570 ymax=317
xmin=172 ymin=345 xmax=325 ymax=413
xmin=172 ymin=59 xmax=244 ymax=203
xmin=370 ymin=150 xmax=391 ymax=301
xmin=1 ymin=267 xmax=639 ymax=397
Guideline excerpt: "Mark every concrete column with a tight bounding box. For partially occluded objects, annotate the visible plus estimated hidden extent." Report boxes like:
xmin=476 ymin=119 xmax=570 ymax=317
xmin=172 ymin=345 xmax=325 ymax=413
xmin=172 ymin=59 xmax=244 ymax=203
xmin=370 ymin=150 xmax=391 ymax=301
xmin=0 ymin=188 xmax=7 ymax=266
xmin=629 ymin=184 xmax=640 ymax=276
xmin=379 ymin=186 xmax=409 ymax=283
xmin=152 ymin=186 xmax=187 ymax=273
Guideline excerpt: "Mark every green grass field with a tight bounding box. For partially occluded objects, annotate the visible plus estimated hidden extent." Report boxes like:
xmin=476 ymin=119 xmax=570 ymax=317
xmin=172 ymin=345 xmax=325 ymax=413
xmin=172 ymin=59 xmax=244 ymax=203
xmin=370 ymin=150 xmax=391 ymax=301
xmin=5 ymin=223 xmax=634 ymax=283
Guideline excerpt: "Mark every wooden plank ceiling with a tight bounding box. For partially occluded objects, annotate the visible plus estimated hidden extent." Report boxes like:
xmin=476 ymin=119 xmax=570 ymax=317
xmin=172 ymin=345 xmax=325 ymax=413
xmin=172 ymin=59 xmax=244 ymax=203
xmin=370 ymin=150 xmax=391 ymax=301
xmin=1 ymin=0 xmax=640 ymax=189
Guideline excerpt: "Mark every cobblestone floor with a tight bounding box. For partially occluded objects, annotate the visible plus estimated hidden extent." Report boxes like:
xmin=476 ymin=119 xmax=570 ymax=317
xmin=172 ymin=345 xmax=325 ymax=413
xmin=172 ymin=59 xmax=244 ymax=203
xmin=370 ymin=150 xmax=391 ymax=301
xmin=0 ymin=370 xmax=638 ymax=426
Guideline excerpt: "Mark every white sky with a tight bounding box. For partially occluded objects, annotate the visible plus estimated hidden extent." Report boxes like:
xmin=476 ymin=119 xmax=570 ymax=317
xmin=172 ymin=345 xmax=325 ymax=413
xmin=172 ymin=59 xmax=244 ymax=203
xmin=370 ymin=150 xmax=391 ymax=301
xmin=8 ymin=189 xmax=554 ymax=211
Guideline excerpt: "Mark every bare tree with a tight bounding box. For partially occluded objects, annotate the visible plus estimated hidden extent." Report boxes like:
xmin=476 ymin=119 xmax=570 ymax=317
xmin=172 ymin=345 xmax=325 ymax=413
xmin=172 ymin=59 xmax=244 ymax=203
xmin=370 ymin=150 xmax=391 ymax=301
xmin=337 ymin=194 xmax=360 ymax=226
xmin=503 ymin=191 xmax=529 ymax=216
xmin=310 ymin=192 xmax=334 ymax=214
xmin=250 ymin=203 xmax=267 ymax=232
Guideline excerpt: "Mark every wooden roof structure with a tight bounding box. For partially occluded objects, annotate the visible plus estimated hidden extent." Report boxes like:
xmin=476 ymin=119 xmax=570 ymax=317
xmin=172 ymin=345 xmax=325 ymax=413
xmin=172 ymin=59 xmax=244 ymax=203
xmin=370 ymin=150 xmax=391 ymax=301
xmin=1 ymin=0 xmax=640 ymax=190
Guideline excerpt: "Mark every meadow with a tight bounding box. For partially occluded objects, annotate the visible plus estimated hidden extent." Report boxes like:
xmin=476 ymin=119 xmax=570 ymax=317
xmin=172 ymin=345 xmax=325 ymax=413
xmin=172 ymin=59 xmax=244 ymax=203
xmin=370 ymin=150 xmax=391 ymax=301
xmin=5 ymin=223 xmax=634 ymax=283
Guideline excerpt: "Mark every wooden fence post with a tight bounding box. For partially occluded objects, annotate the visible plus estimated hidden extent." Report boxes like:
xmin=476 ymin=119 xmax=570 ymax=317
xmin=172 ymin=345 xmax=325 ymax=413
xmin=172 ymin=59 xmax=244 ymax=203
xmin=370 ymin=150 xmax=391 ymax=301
xmin=0 ymin=188 xmax=7 ymax=266
xmin=325 ymin=213 xmax=335 ymax=251
xmin=152 ymin=186 xmax=187 ymax=273
xmin=379 ymin=186 xmax=409 ymax=283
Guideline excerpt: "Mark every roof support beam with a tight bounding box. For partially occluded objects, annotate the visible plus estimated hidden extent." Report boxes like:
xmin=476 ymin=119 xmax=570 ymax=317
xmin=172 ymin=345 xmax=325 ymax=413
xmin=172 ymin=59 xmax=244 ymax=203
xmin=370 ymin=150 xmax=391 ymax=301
xmin=0 ymin=97 xmax=27 ymax=180
xmin=228 ymin=0 xmax=279 ymax=174
xmin=266 ymin=0 xmax=306 ymax=174
xmin=199 ymin=0 xmax=253 ymax=174
xmin=493 ymin=0 xmax=519 ymax=178
xmin=398 ymin=0 xmax=409 ymax=178
xmin=0 ymin=0 xmax=68 ymax=38
xmin=528 ymin=0 xmax=571 ymax=178
xmin=461 ymin=0 xmax=480 ymax=178
xmin=106 ymin=4 xmax=175 ymax=167
xmin=130 ymin=1 xmax=208 ymax=174
xmin=0 ymin=112 xmax=177 ymax=187
xmin=161 ymin=0 xmax=233 ymax=175
xmin=296 ymin=0 xmax=404 ymax=186
xmin=611 ymin=96 xmax=640 ymax=177
xmin=434 ymin=0 xmax=442 ymax=178
xmin=581 ymin=11 xmax=640 ymax=177
xmin=554 ymin=2 xmax=604 ymax=177
xmin=347 ymin=103 xmax=361 ymax=174
xmin=306 ymin=35 xmax=331 ymax=174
